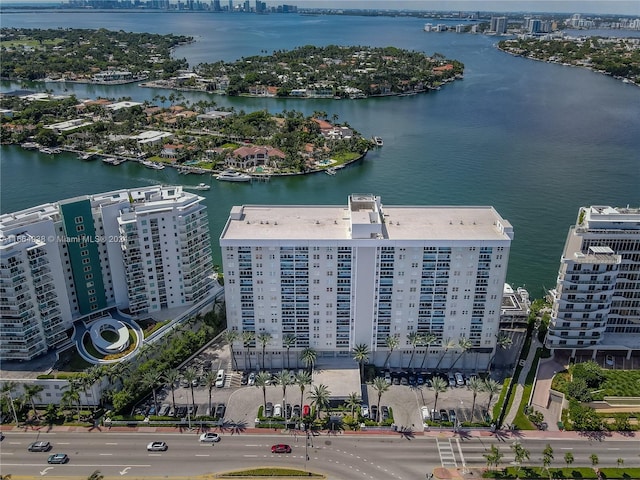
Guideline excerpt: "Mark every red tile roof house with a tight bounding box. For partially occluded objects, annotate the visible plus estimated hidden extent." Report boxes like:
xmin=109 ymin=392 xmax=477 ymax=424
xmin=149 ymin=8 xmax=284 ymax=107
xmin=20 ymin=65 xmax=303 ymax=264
xmin=226 ymin=146 xmax=286 ymax=170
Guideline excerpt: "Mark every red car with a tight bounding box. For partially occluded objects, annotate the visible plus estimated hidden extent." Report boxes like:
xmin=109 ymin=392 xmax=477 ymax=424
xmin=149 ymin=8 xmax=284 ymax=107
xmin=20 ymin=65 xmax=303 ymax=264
xmin=302 ymin=404 xmax=310 ymax=417
xmin=271 ymin=444 xmax=292 ymax=454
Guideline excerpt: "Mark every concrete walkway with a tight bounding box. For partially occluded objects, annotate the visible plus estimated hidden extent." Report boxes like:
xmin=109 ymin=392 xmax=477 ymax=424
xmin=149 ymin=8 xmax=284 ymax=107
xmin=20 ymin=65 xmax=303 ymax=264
xmin=502 ymin=335 xmax=542 ymax=427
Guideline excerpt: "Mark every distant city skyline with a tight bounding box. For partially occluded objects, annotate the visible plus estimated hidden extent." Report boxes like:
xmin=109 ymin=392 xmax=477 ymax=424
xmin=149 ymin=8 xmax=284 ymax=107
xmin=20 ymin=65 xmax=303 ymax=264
xmin=3 ymin=0 xmax=639 ymax=15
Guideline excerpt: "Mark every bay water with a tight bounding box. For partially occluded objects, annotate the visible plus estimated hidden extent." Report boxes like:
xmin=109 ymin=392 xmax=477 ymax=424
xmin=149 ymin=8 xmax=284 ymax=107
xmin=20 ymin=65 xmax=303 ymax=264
xmin=2 ymin=12 xmax=639 ymax=297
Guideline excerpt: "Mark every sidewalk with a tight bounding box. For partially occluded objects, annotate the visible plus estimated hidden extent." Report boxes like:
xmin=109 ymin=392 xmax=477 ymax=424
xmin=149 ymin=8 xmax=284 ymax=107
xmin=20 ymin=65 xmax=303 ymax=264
xmin=502 ymin=335 xmax=541 ymax=427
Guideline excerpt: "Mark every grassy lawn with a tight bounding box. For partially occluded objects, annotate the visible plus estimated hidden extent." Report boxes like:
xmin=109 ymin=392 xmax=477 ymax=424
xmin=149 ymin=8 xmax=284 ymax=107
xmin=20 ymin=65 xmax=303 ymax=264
xmin=599 ymin=468 xmax=640 ymax=479
xmin=0 ymin=38 xmax=64 ymax=48
xmin=593 ymin=371 xmax=640 ymax=399
xmin=512 ymin=348 xmax=543 ymax=430
xmin=483 ymin=466 xmax=598 ymax=478
xmin=218 ymin=468 xmax=324 ymax=477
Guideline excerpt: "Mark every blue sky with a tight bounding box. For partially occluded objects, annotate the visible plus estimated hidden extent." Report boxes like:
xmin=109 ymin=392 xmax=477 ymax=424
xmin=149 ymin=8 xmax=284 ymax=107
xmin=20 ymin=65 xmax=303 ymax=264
xmin=4 ymin=0 xmax=640 ymax=15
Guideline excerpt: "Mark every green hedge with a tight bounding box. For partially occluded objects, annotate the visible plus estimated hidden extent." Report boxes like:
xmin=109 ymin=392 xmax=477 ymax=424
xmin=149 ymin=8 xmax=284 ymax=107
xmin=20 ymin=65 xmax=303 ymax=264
xmin=483 ymin=466 xmax=597 ymax=478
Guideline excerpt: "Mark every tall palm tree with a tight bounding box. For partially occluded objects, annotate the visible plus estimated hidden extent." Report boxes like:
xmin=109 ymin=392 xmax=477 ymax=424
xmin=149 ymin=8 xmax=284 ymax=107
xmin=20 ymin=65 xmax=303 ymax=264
xmin=419 ymin=333 xmax=438 ymax=369
xmin=434 ymin=338 xmax=457 ymax=371
xmin=1 ymin=381 xmax=19 ymax=424
xmin=23 ymin=384 xmax=44 ymax=420
xmin=254 ymin=371 xmax=271 ymax=414
xmin=242 ymin=331 xmax=255 ymax=370
xmin=431 ymin=376 xmax=448 ymax=412
xmin=282 ymin=334 xmax=297 ymax=370
xmin=308 ymin=384 xmax=331 ymax=420
xmin=182 ymin=367 xmax=198 ymax=414
xmin=142 ymin=371 xmax=162 ymax=416
xmin=372 ymin=377 xmax=389 ymax=423
xmin=222 ymin=330 xmax=240 ymax=371
xmin=468 ymin=376 xmax=484 ymax=422
xmin=406 ymin=331 xmax=420 ymax=369
xmin=352 ymin=343 xmax=370 ymax=382
xmin=300 ymin=347 xmax=317 ymax=379
xmin=450 ymin=337 xmax=473 ymax=370
xmin=203 ymin=370 xmax=217 ymax=417
xmin=483 ymin=378 xmax=501 ymax=416
xmin=256 ymin=332 xmax=272 ymax=370
xmin=383 ymin=335 xmax=399 ymax=369
xmin=345 ymin=392 xmax=361 ymax=418
xmin=295 ymin=370 xmax=312 ymax=413
xmin=274 ymin=370 xmax=291 ymax=420
xmin=487 ymin=334 xmax=513 ymax=373
xmin=163 ymin=369 xmax=180 ymax=415
xmin=60 ymin=386 xmax=81 ymax=422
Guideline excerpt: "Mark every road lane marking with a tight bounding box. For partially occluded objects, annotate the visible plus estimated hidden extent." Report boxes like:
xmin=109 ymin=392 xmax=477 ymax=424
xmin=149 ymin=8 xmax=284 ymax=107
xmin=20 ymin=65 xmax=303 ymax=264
xmin=243 ymin=454 xmax=258 ymax=457
xmin=99 ymin=453 xmax=113 ymax=456
xmin=0 ymin=452 xmax=13 ymax=455
xmin=195 ymin=454 xmax=210 ymax=457
xmin=607 ymin=448 xmax=620 ymax=450
xmin=105 ymin=442 xmax=118 ymax=445
xmin=560 ymin=447 xmax=573 ymax=450
xmin=57 ymin=442 xmax=70 ymax=445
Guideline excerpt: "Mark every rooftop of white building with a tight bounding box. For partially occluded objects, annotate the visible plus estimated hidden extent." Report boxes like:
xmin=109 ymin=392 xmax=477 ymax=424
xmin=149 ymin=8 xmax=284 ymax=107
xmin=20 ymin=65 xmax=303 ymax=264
xmin=221 ymin=195 xmax=513 ymax=243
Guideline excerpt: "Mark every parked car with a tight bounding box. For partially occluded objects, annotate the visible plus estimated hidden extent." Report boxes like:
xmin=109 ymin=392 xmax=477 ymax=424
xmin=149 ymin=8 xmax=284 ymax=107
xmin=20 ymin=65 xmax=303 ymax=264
xmin=293 ymin=404 xmax=301 ymax=418
xmin=187 ymin=404 xmax=197 ymax=416
xmin=448 ymin=409 xmax=457 ymax=424
xmin=286 ymin=404 xmax=292 ymax=419
xmin=408 ymin=375 xmax=417 ymax=386
xmin=455 ymin=372 xmax=465 ymax=386
xmin=440 ymin=409 xmax=449 ymax=422
xmin=420 ymin=406 xmax=430 ymax=422
xmin=199 ymin=433 xmax=221 ymax=443
xmin=361 ymin=405 xmax=369 ymax=418
xmin=215 ymin=403 xmax=226 ymax=418
xmin=248 ymin=372 xmax=256 ymax=386
xmin=241 ymin=372 xmax=249 ymax=385
xmin=384 ymin=372 xmax=391 ymax=384
xmin=158 ymin=404 xmax=170 ymax=416
xmin=392 ymin=377 xmax=400 ymax=385
xmin=431 ymin=409 xmax=441 ymax=422
xmin=147 ymin=441 xmax=168 ymax=451
xmin=265 ymin=402 xmax=274 ymax=417
xmin=381 ymin=406 xmax=389 ymax=420
xmin=176 ymin=405 xmax=187 ymax=418
xmin=370 ymin=405 xmax=378 ymax=421
xmin=465 ymin=374 xmax=478 ymax=386
xmin=302 ymin=404 xmax=310 ymax=417
xmin=417 ymin=375 xmax=424 ymax=385
xmin=606 ymin=355 xmax=614 ymax=366
xmin=448 ymin=374 xmax=456 ymax=388
xmin=271 ymin=444 xmax=292 ymax=453
xmin=400 ymin=376 xmax=409 ymax=386
xmin=28 ymin=441 xmax=52 ymax=452
xmin=47 ymin=453 xmax=69 ymax=464
xmin=191 ymin=377 xmax=199 ymax=387
xmin=273 ymin=404 xmax=282 ymax=417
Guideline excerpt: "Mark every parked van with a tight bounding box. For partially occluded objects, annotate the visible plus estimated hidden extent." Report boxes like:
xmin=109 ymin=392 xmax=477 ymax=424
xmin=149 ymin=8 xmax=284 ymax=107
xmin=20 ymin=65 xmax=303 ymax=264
xmin=215 ymin=369 xmax=225 ymax=388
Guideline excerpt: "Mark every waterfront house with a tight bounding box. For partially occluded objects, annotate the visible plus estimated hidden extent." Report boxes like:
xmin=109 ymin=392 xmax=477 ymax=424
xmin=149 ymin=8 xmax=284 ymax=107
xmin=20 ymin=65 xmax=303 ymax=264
xmin=226 ymin=146 xmax=286 ymax=169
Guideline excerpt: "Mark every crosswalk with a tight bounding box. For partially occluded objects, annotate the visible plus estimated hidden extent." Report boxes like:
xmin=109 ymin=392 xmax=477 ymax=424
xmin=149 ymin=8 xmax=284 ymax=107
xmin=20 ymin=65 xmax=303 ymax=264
xmin=436 ymin=438 xmax=458 ymax=468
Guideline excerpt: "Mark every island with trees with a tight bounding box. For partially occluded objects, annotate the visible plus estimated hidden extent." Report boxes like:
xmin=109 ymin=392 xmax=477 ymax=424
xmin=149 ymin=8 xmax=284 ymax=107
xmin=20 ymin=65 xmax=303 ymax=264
xmin=498 ymin=36 xmax=640 ymax=86
xmin=0 ymin=28 xmax=464 ymax=98
xmin=0 ymin=93 xmax=373 ymax=176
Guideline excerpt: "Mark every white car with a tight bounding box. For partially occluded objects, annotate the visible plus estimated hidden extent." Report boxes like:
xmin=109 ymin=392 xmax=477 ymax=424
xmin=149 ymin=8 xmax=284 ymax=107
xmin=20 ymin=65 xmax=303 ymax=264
xmin=361 ymin=405 xmax=369 ymax=418
xmin=248 ymin=372 xmax=256 ymax=386
xmin=273 ymin=403 xmax=282 ymax=417
xmin=147 ymin=441 xmax=168 ymax=451
xmin=199 ymin=433 xmax=221 ymax=443
xmin=421 ymin=406 xmax=431 ymax=426
xmin=605 ymin=355 xmax=614 ymax=366
xmin=455 ymin=372 xmax=465 ymax=386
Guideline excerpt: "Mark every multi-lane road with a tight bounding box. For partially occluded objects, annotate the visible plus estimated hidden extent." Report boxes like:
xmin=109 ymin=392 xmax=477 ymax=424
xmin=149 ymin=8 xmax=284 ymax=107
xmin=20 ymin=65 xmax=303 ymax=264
xmin=2 ymin=430 xmax=639 ymax=479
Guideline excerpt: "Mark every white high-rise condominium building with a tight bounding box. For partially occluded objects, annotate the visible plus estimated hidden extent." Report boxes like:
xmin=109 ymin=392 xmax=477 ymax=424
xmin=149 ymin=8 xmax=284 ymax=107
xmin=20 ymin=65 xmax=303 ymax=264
xmin=546 ymin=206 xmax=640 ymax=358
xmin=1 ymin=186 xmax=213 ymax=361
xmin=220 ymin=194 xmax=513 ymax=370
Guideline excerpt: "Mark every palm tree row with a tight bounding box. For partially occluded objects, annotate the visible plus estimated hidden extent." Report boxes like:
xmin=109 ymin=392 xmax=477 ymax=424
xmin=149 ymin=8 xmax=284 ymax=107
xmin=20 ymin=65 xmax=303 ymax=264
xmin=428 ymin=375 xmax=502 ymax=423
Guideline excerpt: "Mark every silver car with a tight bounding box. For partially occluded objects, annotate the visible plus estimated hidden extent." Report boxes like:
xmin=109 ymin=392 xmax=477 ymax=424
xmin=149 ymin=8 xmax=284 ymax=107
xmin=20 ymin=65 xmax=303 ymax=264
xmin=147 ymin=441 xmax=168 ymax=451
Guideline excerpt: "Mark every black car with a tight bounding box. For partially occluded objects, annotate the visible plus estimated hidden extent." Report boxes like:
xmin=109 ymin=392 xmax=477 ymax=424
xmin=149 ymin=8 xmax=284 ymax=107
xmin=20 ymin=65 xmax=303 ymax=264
xmin=431 ymin=409 xmax=441 ymax=421
xmin=265 ymin=402 xmax=274 ymax=417
xmin=28 ymin=441 xmax=52 ymax=452
xmin=215 ymin=403 xmax=226 ymax=418
xmin=286 ymin=404 xmax=292 ymax=419
xmin=440 ymin=409 xmax=449 ymax=422
xmin=449 ymin=409 xmax=457 ymax=424
xmin=370 ymin=405 xmax=378 ymax=421
xmin=176 ymin=405 xmax=187 ymax=417
xmin=381 ymin=406 xmax=389 ymax=420
xmin=188 ymin=404 xmax=198 ymax=416
xmin=240 ymin=372 xmax=249 ymax=385
xmin=292 ymin=404 xmax=301 ymax=418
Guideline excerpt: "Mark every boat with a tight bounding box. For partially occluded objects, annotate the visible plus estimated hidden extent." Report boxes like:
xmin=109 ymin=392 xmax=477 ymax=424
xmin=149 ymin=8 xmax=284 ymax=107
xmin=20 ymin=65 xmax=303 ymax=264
xmin=216 ymin=170 xmax=252 ymax=182
xmin=79 ymin=152 xmax=95 ymax=161
xmin=186 ymin=183 xmax=211 ymax=191
xmin=373 ymin=136 xmax=384 ymax=147
xmin=325 ymin=167 xmax=336 ymax=175
xmin=141 ymin=160 xmax=165 ymax=170
xmin=39 ymin=147 xmax=61 ymax=154
xmin=21 ymin=142 xmax=40 ymax=150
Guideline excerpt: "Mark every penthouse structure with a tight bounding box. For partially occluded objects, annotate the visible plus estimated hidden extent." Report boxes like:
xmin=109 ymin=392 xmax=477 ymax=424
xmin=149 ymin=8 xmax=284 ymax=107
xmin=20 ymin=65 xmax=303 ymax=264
xmin=546 ymin=206 xmax=640 ymax=358
xmin=0 ymin=186 xmax=213 ymax=361
xmin=220 ymin=194 xmax=513 ymax=370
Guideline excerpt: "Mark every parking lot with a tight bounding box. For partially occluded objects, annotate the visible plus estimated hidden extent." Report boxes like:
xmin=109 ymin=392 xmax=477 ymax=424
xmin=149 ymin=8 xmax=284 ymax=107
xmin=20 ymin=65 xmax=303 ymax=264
xmin=141 ymin=341 xmax=498 ymax=434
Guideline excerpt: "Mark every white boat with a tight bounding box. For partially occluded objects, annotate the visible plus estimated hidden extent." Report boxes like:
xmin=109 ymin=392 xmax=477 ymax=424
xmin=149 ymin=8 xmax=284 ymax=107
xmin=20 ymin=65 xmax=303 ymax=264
xmin=216 ymin=170 xmax=252 ymax=182
xmin=373 ymin=136 xmax=384 ymax=147
xmin=325 ymin=167 xmax=336 ymax=175
xmin=186 ymin=183 xmax=211 ymax=191
xmin=79 ymin=152 xmax=95 ymax=161
xmin=39 ymin=147 xmax=61 ymax=154
xmin=141 ymin=160 xmax=165 ymax=170
xmin=21 ymin=142 xmax=40 ymax=150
